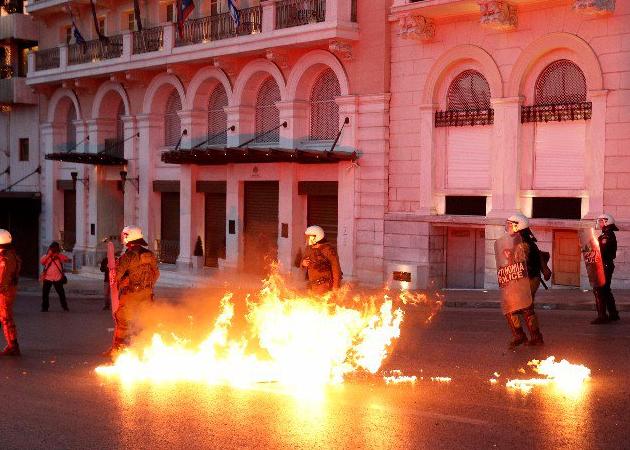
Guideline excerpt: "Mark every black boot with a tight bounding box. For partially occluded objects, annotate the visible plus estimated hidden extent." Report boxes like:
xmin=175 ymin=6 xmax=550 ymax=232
xmin=1 ymin=340 xmax=21 ymax=357
xmin=591 ymin=290 xmax=610 ymax=324
xmin=606 ymin=292 xmax=620 ymax=321
xmin=506 ymin=314 xmax=528 ymax=349
xmin=524 ymin=312 xmax=544 ymax=346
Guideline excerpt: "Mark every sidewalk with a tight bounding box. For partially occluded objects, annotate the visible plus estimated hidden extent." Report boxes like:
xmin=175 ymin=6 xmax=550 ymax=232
xmin=16 ymin=273 xmax=630 ymax=312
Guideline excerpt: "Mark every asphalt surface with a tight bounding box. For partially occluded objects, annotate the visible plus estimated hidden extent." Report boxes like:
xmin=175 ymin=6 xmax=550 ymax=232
xmin=1 ymin=288 xmax=629 ymax=450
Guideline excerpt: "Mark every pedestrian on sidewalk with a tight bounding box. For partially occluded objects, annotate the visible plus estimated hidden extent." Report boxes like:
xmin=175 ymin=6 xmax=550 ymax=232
xmin=503 ymin=214 xmax=544 ymax=348
xmin=40 ymin=242 xmax=70 ymax=312
xmin=0 ymin=229 xmax=21 ymax=356
xmin=592 ymin=213 xmax=621 ymax=324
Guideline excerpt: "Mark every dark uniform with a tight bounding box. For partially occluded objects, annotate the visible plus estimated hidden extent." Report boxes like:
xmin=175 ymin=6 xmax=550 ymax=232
xmin=0 ymin=247 xmax=21 ymax=355
xmin=301 ymin=243 xmax=342 ymax=295
xmin=505 ymin=228 xmax=544 ymax=347
xmin=594 ymin=224 xmax=620 ymax=322
xmin=113 ymin=244 xmax=159 ymax=347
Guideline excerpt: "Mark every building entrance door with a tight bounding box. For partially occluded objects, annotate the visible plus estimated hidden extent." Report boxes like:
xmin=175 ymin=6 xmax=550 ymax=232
xmin=243 ymin=181 xmax=279 ymax=274
xmin=204 ymin=192 xmax=226 ymax=267
xmin=553 ymin=230 xmax=580 ymax=286
xmin=160 ymin=192 xmax=180 ymax=264
xmin=446 ymin=228 xmax=485 ymax=288
xmin=307 ymin=194 xmax=338 ymax=247
xmin=63 ymin=189 xmax=76 ymax=251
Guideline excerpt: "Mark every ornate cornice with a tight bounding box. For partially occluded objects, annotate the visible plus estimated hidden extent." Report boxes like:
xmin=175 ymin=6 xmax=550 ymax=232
xmin=478 ymin=1 xmax=517 ymax=31
xmin=398 ymin=13 xmax=435 ymax=42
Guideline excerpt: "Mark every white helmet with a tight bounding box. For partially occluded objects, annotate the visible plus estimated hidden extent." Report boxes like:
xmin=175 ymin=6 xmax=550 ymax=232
xmin=121 ymin=225 xmax=145 ymax=245
xmin=0 ymin=229 xmax=12 ymax=245
xmin=596 ymin=213 xmax=615 ymax=229
xmin=506 ymin=213 xmax=530 ymax=232
xmin=305 ymin=225 xmax=325 ymax=244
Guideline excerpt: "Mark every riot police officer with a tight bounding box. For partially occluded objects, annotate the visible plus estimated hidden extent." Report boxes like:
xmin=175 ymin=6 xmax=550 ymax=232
xmin=104 ymin=225 xmax=159 ymax=358
xmin=0 ymin=229 xmax=21 ymax=356
xmin=300 ymin=225 xmax=342 ymax=295
xmin=504 ymin=214 xmax=544 ymax=348
xmin=592 ymin=213 xmax=620 ymax=324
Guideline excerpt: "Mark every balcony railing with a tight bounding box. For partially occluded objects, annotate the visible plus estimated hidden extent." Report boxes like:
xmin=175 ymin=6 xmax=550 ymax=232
xmin=276 ymin=0 xmax=326 ymax=29
xmin=0 ymin=64 xmax=13 ymax=79
xmin=68 ymin=35 xmax=123 ymax=66
xmin=132 ymin=26 xmax=164 ymax=55
xmin=175 ymin=6 xmax=262 ymax=47
xmin=35 ymin=47 xmax=60 ymax=71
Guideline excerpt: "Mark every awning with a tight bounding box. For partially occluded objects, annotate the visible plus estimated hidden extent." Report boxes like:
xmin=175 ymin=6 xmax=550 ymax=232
xmin=45 ymin=152 xmax=127 ymax=166
xmin=161 ymin=147 xmax=358 ymax=166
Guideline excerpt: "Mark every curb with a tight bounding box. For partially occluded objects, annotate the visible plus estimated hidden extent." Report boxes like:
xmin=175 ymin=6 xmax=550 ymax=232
xmin=444 ymin=301 xmax=629 ymax=312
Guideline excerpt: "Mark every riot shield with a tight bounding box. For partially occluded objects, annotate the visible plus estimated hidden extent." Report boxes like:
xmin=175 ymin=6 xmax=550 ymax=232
xmin=107 ymin=241 xmax=120 ymax=314
xmin=579 ymin=228 xmax=606 ymax=288
xmin=495 ymin=233 xmax=533 ymax=314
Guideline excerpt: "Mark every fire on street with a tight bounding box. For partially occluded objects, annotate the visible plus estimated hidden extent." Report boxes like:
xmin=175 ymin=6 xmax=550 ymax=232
xmin=2 ymin=286 xmax=629 ymax=450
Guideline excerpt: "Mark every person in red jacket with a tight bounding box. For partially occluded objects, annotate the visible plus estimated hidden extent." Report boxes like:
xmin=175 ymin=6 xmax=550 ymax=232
xmin=40 ymin=241 xmax=70 ymax=312
xmin=0 ymin=229 xmax=21 ymax=356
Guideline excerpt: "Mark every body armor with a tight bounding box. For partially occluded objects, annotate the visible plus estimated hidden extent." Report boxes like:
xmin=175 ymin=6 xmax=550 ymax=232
xmin=302 ymin=243 xmax=342 ymax=293
xmin=116 ymin=245 xmax=159 ymax=295
xmin=0 ymin=248 xmax=20 ymax=353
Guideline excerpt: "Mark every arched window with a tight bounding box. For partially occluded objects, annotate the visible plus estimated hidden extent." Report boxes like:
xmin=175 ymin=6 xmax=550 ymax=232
xmin=535 ymin=59 xmax=586 ymax=105
xmin=207 ymin=84 xmax=228 ymax=146
xmin=309 ymin=69 xmax=341 ymax=141
xmin=255 ymin=77 xmax=280 ymax=144
xmin=446 ymin=70 xmax=491 ymax=111
xmin=66 ymin=106 xmax=76 ymax=150
xmin=164 ymin=90 xmax=182 ymax=147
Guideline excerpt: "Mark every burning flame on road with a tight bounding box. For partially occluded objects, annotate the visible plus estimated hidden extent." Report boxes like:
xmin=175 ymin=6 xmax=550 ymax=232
xmin=96 ymin=271 xmax=441 ymax=388
xmin=506 ymin=356 xmax=591 ymax=395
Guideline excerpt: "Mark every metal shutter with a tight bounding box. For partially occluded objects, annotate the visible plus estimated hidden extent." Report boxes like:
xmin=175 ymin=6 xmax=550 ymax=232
xmin=164 ymin=90 xmax=182 ymax=147
xmin=204 ymin=192 xmax=226 ymax=267
xmin=446 ymin=126 xmax=491 ymax=189
xmin=66 ymin=107 xmax=76 ymax=150
xmin=160 ymin=192 xmax=180 ymax=264
xmin=63 ymin=189 xmax=76 ymax=251
xmin=309 ymin=69 xmax=340 ymax=141
xmin=307 ymin=195 xmax=338 ymax=247
xmin=533 ymin=121 xmax=585 ymax=189
xmin=207 ymin=85 xmax=228 ymax=145
xmin=255 ymin=78 xmax=280 ymax=144
xmin=244 ymin=181 xmax=279 ymax=273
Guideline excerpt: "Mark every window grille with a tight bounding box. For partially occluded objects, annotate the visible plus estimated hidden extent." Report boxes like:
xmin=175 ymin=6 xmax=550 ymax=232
xmin=436 ymin=70 xmax=493 ymax=127
xmin=522 ymin=59 xmax=591 ymax=123
xmin=255 ymin=78 xmax=281 ymax=144
xmin=309 ymin=69 xmax=340 ymax=141
xmin=207 ymin=85 xmax=228 ymax=146
xmin=66 ymin=107 xmax=76 ymax=151
xmin=164 ymin=90 xmax=182 ymax=147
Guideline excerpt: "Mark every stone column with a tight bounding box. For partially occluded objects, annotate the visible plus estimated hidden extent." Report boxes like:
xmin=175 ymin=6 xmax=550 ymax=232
xmin=276 ymin=100 xmax=308 ymax=148
xmin=122 ymin=115 xmax=138 ymax=226
xmin=326 ymin=0 xmax=352 ymax=23
xmin=224 ymin=164 xmax=242 ymax=270
xmin=585 ymin=89 xmax=608 ymax=218
xmin=489 ymin=96 xmax=522 ymax=217
xmin=176 ymin=110 xmax=207 ymax=270
xmin=136 ymin=114 xmax=162 ymax=245
xmin=261 ymin=0 xmax=277 ymax=33
xmin=40 ymin=123 xmax=63 ymax=249
xmin=418 ymin=103 xmax=436 ymax=215
xmin=225 ymin=105 xmax=255 ymax=147
xmin=277 ymin=163 xmax=299 ymax=274
xmin=73 ymin=120 xmax=90 ymax=266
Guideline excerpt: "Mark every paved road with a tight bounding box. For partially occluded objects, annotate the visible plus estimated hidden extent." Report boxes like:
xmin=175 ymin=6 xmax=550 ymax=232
xmin=1 ymin=290 xmax=629 ymax=450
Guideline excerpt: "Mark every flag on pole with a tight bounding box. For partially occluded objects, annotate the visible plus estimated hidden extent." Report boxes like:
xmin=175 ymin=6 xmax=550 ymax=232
xmin=228 ymin=0 xmax=240 ymax=27
xmin=176 ymin=0 xmax=195 ymax=38
xmin=72 ymin=21 xmax=86 ymax=45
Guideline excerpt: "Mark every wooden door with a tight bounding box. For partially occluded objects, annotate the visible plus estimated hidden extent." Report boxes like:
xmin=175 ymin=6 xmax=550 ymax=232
xmin=447 ymin=228 xmax=485 ymax=289
xmin=160 ymin=192 xmax=180 ymax=264
xmin=244 ymin=181 xmax=279 ymax=274
xmin=553 ymin=230 xmax=580 ymax=286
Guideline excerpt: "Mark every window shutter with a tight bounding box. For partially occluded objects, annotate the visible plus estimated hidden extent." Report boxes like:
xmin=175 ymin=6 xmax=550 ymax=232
xmin=255 ymin=78 xmax=281 ymax=144
xmin=533 ymin=121 xmax=585 ymax=189
xmin=207 ymin=85 xmax=228 ymax=145
xmin=164 ymin=90 xmax=182 ymax=147
xmin=309 ymin=69 xmax=340 ymax=141
xmin=446 ymin=126 xmax=492 ymax=189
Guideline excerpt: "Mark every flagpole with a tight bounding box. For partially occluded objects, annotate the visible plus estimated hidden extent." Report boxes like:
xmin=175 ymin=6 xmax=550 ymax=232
xmin=133 ymin=0 xmax=143 ymax=32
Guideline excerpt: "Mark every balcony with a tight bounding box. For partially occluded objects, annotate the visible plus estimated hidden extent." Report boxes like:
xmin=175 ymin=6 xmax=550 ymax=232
xmin=0 ymin=11 xmax=37 ymax=42
xmin=27 ymin=0 xmax=358 ymax=86
xmin=0 ymin=76 xmax=37 ymax=104
xmin=391 ymin=0 xmax=570 ymax=19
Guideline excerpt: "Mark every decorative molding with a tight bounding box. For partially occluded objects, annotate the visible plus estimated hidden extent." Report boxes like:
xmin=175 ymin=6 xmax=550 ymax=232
xmin=265 ymin=50 xmax=289 ymax=69
xmin=435 ymin=109 xmax=494 ymax=127
xmin=478 ymin=1 xmax=517 ymax=31
xmin=398 ymin=13 xmax=435 ymax=42
xmin=573 ymin=0 xmax=615 ymax=15
xmin=520 ymin=102 xmax=592 ymax=123
xmin=328 ymin=40 xmax=353 ymax=61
